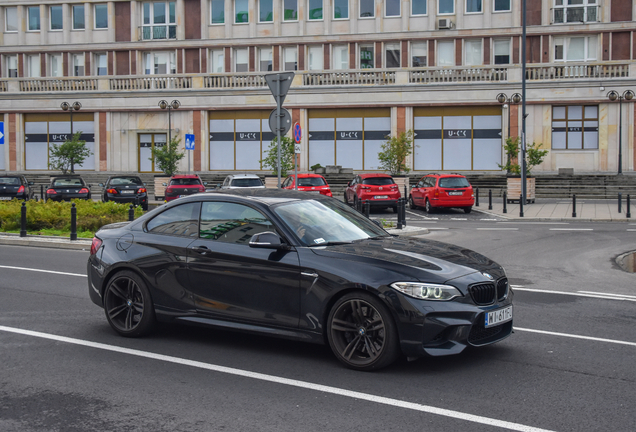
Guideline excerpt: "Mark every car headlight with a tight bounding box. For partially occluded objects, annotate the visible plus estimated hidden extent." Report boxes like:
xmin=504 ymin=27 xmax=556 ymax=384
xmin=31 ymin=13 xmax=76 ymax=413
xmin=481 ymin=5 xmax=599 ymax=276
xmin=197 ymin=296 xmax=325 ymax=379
xmin=390 ymin=282 xmax=462 ymax=301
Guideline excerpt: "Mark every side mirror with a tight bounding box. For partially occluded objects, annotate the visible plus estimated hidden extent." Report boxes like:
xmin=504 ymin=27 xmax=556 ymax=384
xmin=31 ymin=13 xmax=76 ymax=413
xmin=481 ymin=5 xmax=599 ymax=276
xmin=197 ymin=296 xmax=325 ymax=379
xmin=203 ymin=182 xmax=208 ymax=186
xmin=162 ymin=182 xmax=167 ymax=186
xmin=249 ymin=232 xmax=288 ymax=250
xmin=98 ymin=183 xmax=104 ymax=187
xmin=28 ymin=181 xmax=34 ymax=186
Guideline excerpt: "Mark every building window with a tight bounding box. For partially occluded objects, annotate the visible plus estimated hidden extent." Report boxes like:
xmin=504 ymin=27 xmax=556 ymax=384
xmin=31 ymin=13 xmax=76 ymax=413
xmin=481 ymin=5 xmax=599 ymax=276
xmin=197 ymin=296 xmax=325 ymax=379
xmin=234 ymin=48 xmax=248 ymax=72
xmin=6 ymin=55 xmax=18 ymax=77
xmin=553 ymin=0 xmax=598 ymax=24
xmin=412 ymin=0 xmax=427 ymax=16
xmin=308 ymin=0 xmax=323 ymax=19
xmin=333 ymin=0 xmax=348 ymax=19
xmin=284 ymin=47 xmax=297 ymax=71
xmin=211 ymin=0 xmax=225 ymax=23
xmin=464 ymin=40 xmax=482 ymax=65
xmin=259 ymin=47 xmax=272 ymax=71
xmin=50 ymin=5 xmax=63 ymax=30
xmin=385 ymin=43 xmax=400 ymax=68
xmin=359 ymin=44 xmax=374 ymax=68
xmin=411 ymin=42 xmax=427 ymax=67
xmin=386 ymin=0 xmax=400 ymax=16
xmin=144 ymin=52 xmax=176 ymax=74
xmin=554 ymin=36 xmax=597 ymax=62
xmin=72 ymin=5 xmax=85 ymax=29
xmin=5 ymin=7 xmax=17 ymax=32
xmin=28 ymin=6 xmax=41 ymax=31
xmin=438 ymin=0 xmax=454 ymax=14
xmin=142 ymin=2 xmax=176 ymax=39
xmin=50 ymin=54 xmax=63 ymax=77
xmin=235 ymin=0 xmax=249 ymax=23
xmin=26 ymin=55 xmax=40 ymax=77
xmin=494 ymin=39 xmax=510 ymax=64
xmin=333 ymin=45 xmax=348 ymax=70
xmin=210 ymin=49 xmax=225 ymax=72
xmin=94 ymin=4 xmax=108 ymax=29
xmin=72 ymin=54 xmax=85 ymax=76
xmin=308 ymin=46 xmax=323 ymax=70
xmin=259 ymin=0 xmax=273 ymax=22
xmin=284 ymin=0 xmax=298 ymax=20
xmin=437 ymin=40 xmax=454 ymax=66
xmin=359 ymin=0 xmax=374 ymax=17
xmin=95 ymin=53 xmax=107 ymax=75
xmin=466 ymin=0 xmax=482 ymax=13
xmin=494 ymin=0 xmax=510 ymax=12
xmin=552 ymin=106 xmax=598 ymax=149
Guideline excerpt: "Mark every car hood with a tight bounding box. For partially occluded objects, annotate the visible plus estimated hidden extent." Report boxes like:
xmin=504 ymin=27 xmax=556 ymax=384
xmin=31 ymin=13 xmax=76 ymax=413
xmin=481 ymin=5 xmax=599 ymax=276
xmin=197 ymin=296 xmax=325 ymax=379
xmin=308 ymin=237 xmax=504 ymax=284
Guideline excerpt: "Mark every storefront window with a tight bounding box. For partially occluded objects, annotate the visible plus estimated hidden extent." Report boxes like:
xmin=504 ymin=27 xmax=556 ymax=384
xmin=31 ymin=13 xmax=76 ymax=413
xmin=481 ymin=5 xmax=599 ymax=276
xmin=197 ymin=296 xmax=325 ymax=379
xmin=552 ymin=106 xmax=598 ymax=150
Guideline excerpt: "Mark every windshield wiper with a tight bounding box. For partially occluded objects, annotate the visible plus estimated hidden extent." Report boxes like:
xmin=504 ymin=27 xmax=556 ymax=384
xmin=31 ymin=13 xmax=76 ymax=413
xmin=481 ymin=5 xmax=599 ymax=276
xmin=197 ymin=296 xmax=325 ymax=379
xmin=368 ymin=235 xmax=391 ymax=240
xmin=308 ymin=241 xmax=354 ymax=247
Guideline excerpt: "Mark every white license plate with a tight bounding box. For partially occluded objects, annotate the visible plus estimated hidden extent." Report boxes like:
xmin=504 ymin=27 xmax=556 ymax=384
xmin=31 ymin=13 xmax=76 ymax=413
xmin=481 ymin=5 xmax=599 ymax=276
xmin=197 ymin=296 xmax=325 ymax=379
xmin=120 ymin=190 xmax=135 ymax=194
xmin=448 ymin=191 xmax=463 ymax=196
xmin=374 ymin=195 xmax=388 ymax=199
xmin=485 ymin=306 xmax=512 ymax=328
xmin=0 ymin=196 xmax=12 ymax=200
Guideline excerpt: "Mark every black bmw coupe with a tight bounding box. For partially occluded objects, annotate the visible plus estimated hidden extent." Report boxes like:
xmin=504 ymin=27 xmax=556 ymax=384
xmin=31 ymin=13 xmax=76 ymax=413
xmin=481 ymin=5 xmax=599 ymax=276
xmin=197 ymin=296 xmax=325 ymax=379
xmin=87 ymin=189 xmax=513 ymax=370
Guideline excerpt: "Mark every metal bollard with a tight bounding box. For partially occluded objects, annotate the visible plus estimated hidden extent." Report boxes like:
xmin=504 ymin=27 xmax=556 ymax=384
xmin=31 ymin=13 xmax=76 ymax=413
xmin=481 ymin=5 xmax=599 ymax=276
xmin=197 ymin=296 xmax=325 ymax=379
xmin=627 ymin=195 xmax=631 ymax=218
xmin=572 ymin=194 xmax=577 ymax=218
xmin=40 ymin=184 xmax=45 ymax=202
xmin=488 ymin=189 xmax=493 ymax=210
xmin=519 ymin=194 xmax=524 ymax=218
xmin=20 ymin=202 xmax=27 ymax=237
xmin=128 ymin=204 xmax=135 ymax=221
xmin=134 ymin=195 xmax=139 ymax=208
xmin=503 ymin=191 xmax=507 ymax=214
xmin=364 ymin=200 xmax=370 ymax=218
xmin=397 ymin=199 xmax=403 ymax=230
xmin=618 ymin=193 xmax=622 ymax=213
xmin=70 ymin=203 xmax=77 ymax=241
xmin=475 ymin=187 xmax=480 ymax=207
xmin=401 ymin=198 xmax=407 ymax=227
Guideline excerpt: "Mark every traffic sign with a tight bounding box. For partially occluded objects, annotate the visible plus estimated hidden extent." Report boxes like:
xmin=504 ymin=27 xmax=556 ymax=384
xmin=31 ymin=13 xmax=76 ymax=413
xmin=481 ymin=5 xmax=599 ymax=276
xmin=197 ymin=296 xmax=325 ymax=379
xmin=269 ymin=108 xmax=292 ymax=136
xmin=295 ymin=144 xmax=301 ymax=154
xmin=185 ymin=134 xmax=195 ymax=150
xmin=265 ymin=72 xmax=294 ymax=105
xmin=293 ymin=122 xmax=302 ymax=143
xmin=0 ymin=122 xmax=4 ymax=145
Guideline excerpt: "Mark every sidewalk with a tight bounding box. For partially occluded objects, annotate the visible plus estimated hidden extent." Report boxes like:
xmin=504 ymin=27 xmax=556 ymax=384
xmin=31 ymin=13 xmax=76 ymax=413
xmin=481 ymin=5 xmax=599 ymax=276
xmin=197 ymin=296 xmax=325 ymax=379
xmin=473 ymin=198 xmax=633 ymax=222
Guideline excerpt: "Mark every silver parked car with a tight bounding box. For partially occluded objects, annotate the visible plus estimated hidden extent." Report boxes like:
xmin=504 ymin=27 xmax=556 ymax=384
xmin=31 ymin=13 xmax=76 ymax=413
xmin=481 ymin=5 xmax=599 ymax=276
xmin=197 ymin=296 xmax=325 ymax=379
xmin=219 ymin=174 xmax=265 ymax=189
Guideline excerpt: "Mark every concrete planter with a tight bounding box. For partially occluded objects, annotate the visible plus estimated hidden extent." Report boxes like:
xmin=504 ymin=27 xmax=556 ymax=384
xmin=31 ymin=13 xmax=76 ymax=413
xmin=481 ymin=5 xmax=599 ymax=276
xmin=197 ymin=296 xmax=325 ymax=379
xmin=506 ymin=176 xmax=536 ymax=203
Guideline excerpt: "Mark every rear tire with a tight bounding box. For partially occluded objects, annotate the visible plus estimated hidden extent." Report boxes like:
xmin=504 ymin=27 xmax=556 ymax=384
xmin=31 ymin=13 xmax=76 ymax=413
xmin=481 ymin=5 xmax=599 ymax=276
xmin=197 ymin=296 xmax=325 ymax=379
xmin=463 ymin=207 xmax=472 ymax=214
xmin=425 ymin=199 xmax=433 ymax=213
xmin=103 ymin=271 xmax=156 ymax=338
xmin=409 ymin=196 xmax=417 ymax=210
xmin=343 ymin=192 xmax=349 ymax=205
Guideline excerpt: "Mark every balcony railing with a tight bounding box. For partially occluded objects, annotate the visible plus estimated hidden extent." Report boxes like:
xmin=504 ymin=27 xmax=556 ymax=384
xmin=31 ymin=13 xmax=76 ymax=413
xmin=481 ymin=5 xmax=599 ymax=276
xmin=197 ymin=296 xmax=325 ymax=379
xmin=138 ymin=25 xmax=177 ymax=40
xmin=110 ymin=75 xmax=191 ymax=90
xmin=19 ymin=78 xmax=98 ymax=92
xmin=526 ymin=63 xmax=629 ymax=80
xmin=552 ymin=5 xmax=599 ymax=24
xmin=410 ymin=67 xmax=507 ymax=83
xmin=204 ymin=74 xmax=267 ymax=88
xmin=303 ymin=70 xmax=395 ymax=86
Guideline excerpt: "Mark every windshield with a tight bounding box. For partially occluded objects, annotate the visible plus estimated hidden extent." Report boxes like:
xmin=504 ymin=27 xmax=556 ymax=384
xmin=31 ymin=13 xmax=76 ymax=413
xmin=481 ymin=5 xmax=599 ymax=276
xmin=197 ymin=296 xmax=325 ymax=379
xmin=274 ymin=199 xmax=388 ymax=246
xmin=297 ymin=177 xmax=326 ymax=187
xmin=170 ymin=178 xmax=202 ymax=186
xmin=362 ymin=177 xmax=394 ymax=186
xmin=231 ymin=178 xmax=263 ymax=187
xmin=52 ymin=178 xmax=83 ymax=187
xmin=439 ymin=177 xmax=470 ymax=188
xmin=110 ymin=177 xmax=143 ymax=186
xmin=0 ymin=177 xmax=20 ymax=185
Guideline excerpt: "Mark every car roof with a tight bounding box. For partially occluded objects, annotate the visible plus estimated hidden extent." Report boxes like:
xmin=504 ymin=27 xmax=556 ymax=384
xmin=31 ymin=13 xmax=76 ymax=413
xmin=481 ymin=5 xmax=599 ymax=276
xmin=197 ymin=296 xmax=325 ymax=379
xmin=171 ymin=174 xmax=200 ymax=179
xmin=201 ymin=188 xmax=330 ymax=203
xmin=358 ymin=173 xmax=393 ymax=178
xmin=108 ymin=175 xmax=142 ymax=180
xmin=226 ymin=173 xmax=261 ymax=179
xmin=288 ymin=173 xmax=325 ymax=178
xmin=425 ymin=173 xmax=467 ymax=178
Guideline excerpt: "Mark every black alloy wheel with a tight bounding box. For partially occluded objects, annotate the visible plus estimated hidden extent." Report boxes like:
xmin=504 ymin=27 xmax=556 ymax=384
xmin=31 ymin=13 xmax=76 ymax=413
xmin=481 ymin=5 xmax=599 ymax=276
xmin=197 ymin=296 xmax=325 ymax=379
xmin=425 ymin=199 xmax=433 ymax=213
xmin=103 ymin=271 xmax=155 ymax=337
xmin=327 ymin=292 xmax=400 ymax=371
xmin=409 ymin=196 xmax=417 ymax=210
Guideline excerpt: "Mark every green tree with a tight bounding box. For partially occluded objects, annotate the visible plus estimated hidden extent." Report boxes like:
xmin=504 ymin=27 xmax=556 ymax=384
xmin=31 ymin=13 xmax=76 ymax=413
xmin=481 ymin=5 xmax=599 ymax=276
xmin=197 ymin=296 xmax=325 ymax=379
xmin=260 ymin=136 xmax=295 ymax=178
xmin=150 ymin=136 xmax=185 ymax=177
xmin=377 ymin=130 xmax=414 ymax=175
xmin=499 ymin=136 xmax=549 ymax=176
xmin=48 ymin=131 xmax=92 ymax=174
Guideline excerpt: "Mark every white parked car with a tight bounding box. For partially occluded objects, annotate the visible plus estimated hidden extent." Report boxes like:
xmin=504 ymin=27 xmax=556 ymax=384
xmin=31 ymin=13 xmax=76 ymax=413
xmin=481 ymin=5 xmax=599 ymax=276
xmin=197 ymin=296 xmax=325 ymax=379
xmin=219 ymin=174 xmax=265 ymax=189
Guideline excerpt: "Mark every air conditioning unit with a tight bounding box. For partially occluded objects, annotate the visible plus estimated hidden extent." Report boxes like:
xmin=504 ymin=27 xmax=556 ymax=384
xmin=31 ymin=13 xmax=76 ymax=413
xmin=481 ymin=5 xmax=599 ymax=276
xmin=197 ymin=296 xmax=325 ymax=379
xmin=438 ymin=18 xmax=454 ymax=29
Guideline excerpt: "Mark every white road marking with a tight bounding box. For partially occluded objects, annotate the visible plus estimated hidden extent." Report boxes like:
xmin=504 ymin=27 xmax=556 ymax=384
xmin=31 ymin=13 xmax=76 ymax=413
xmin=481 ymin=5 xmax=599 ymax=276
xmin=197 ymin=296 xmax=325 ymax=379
xmin=0 ymin=265 xmax=86 ymax=278
xmin=549 ymin=228 xmax=594 ymax=231
xmin=515 ymin=327 xmax=636 ymax=348
xmin=451 ymin=218 xmax=468 ymax=220
xmin=0 ymin=325 xmax=555 ymax=432
xmin=578 ymin=291 xmax=636 ymax=299
xmin=476 ymin=228 xmax=519 ymax=231
xmin=498 ymin=222 xmax=569 ymax=225
xmin=426 ymin=227 xmax=449 ymax=230
xmin=513 ymin=287 xmax=636 ymax=302
xmin=626 ymin=229 xmax=636 ymax=232
xmin=480 ymin=219 xmax=500 ymax=221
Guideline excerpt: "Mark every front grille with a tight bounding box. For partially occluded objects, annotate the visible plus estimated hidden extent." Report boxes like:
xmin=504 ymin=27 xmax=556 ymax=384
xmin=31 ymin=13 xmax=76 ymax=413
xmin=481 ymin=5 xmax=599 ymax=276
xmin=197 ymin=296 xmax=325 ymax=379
xmin=468 ymin=324 xmax=504 ymax=344
xmin=497 ymin=278 xmax=509 ymax=300
xmin=468 ymin=282 xmax=496 ymax=305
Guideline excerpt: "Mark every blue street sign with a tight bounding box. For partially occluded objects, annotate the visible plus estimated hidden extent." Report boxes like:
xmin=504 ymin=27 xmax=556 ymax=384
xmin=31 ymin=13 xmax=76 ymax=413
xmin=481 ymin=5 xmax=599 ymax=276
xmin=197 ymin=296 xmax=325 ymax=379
xmin=0 ymin=122 xmax=4 ymax=145
xmin=185 ymin=133 xmax=195 ymax=150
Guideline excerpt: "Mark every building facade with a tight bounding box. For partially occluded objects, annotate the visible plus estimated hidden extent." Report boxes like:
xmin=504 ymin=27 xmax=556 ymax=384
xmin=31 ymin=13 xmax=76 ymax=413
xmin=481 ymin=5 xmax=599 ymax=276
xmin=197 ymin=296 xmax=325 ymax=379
xmin=0 ymin=0 xmax=635 ymax=175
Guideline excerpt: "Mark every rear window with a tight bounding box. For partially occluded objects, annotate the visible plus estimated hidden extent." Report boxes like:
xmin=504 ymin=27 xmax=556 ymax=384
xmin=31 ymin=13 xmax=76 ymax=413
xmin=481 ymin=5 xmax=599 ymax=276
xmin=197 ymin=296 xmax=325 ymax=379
xmin=297 ymin=177 xmax=326 ymax=187
xmin=170 ymin=178 xmax=202 ymax=186
xmin=52 ymin=178 xmax=83 ymax=187
xmin=362 ymin=177 xmax=394 ymax=186
xmin=0 ymin=177 xmax=20 ymax=185
xmin=439 ymin=177 xmax=470 ymax=188
xmin=110 ymin=177 xmax=143 ymax=186
xmin=231 ymin=178 xmax=263 ymax=187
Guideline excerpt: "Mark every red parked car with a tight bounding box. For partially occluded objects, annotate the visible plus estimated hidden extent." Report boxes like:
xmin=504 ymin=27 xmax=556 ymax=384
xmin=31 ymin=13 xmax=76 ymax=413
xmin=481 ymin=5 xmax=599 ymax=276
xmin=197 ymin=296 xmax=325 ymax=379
xmin=164 ymin=174 xmax=206 ymax=202
xmin=409 ymin=173 xmax=474 ymax=213
xmin=344 ymin=173 xmax=401 ymax=212
xmin=281 ymin=174 xmax=332 ymax=196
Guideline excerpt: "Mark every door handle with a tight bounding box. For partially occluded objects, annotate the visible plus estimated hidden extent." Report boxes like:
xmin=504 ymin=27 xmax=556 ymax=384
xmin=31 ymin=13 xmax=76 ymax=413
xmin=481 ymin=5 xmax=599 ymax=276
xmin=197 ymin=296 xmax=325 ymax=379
xmin=191 ymin=245 xmax=211 ymax=255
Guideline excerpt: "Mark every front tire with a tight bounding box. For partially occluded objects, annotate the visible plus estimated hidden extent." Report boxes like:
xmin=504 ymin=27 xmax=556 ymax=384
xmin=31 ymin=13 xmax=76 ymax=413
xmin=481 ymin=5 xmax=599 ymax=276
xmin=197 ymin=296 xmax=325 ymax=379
xmin=343 ymin=192 xmax=349 ymax=205
xmin=409 ymin=196 xmax=417 ymax=210
xmin=103 ymin=271 xmax=156 ymax=337
xmin=327 ymin=292 xmax=400 ymax=371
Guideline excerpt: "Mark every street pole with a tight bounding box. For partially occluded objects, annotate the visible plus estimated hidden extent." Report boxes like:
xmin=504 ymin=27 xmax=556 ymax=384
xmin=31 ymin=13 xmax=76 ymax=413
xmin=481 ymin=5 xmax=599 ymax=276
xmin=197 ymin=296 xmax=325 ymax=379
xmin=618 ymin=96 xmax=622 ymax=175
xmin=521 ymin=0 xmax=528 ymax=207
xmin=277 ymin=79 xmax=281 ymax=188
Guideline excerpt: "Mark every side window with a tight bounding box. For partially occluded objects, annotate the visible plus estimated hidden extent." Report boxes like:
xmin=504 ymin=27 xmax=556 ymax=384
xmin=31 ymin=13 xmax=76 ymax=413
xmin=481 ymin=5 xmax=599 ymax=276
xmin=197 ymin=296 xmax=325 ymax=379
xmin=199 ymin=202 xmax=276 ymax=244
xmin=146 ymin=203 xmax=200 ymax=237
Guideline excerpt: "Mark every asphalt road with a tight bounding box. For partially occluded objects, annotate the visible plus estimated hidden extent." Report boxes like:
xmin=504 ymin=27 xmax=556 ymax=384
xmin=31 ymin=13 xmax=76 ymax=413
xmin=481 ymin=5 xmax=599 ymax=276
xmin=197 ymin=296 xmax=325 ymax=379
xmin=1 ymin=218 xmax=635 ymax=432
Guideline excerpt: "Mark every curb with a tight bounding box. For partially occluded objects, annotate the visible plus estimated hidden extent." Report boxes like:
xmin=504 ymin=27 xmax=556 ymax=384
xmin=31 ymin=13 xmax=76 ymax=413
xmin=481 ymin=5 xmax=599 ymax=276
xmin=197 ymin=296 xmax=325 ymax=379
xmin=0 ymin=235 xmax=91 ymax=251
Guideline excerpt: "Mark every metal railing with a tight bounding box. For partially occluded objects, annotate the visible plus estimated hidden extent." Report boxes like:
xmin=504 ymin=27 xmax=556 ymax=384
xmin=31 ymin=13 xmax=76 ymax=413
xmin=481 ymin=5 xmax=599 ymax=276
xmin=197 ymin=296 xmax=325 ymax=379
xmin=18 ymin=78 xmax=98 ymax=92
xmin=410 ymin=67 xmax=508 ymax=83
xmin=552 ymin=5 xmax=600 ymax=24
xmin=526 ymin=63 xmax=630 ymax=80
xmin=110 ymin=75 xmax=192 ymax=90
xmin=303 ymin=70 xmax=395 ymax=86
xmin=203 ymin=74 xmax=267 ymax=88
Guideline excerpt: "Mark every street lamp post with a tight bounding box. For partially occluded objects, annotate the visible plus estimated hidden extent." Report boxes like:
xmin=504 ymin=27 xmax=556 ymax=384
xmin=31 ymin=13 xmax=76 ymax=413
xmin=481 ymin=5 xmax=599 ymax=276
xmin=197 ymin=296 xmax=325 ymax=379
xmin=496 ymin=93 xmax=522 ymax=139
xmin=607 ymin=90 xmax=634 ymax=175
xmin=158 ymin=99 xmax=181 ymax=147
xmin=60 ymin=101 xmax=82 ymax=173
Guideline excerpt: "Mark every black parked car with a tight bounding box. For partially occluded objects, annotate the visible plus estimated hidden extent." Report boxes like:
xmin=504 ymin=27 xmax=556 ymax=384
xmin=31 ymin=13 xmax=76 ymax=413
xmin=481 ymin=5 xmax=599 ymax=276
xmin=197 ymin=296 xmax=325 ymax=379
xmin=100 ymin=176 xmax=149 ymax=211
xmin=46 ymin=175 xmax=91 ymax=201
xmin=87 ymin=189 xmax=513 ymax=371
xmin=0 ymin=175 xmax=34 ymax=201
